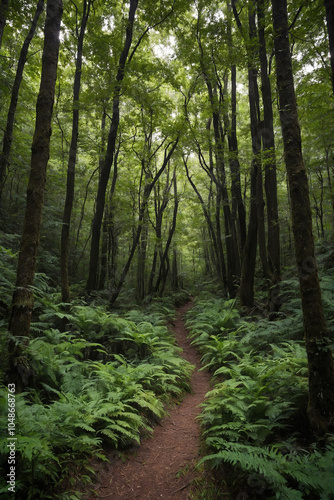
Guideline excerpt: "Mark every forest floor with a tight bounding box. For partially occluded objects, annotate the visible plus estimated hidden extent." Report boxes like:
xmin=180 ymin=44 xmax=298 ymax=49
xmin=83 ymin=301 xmax=212 ymax=500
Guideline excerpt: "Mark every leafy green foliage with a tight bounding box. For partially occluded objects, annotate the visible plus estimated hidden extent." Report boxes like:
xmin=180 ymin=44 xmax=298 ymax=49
xmin=0 ymin=290 xmax=192 ymax=498
xmin=200 ymin=441 xmax=334 ymax=500
xmin=186 ymin=288 xmax=334 ymax=499
xmin=186 ymin=298 xmax=248 ymax=371
xmin=0 ymin=236 xmax=19 ymax=311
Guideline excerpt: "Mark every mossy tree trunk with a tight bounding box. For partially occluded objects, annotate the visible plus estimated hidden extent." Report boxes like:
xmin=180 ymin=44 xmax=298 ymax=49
xmin=7 ymin=0 xmax=63 ymax=390
xmin=272 ymin=0 xmax=334 ymax=436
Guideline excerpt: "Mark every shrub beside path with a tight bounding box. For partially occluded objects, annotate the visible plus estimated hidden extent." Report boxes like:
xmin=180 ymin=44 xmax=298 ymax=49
xmin=85 ymin=300 xmax=211 ymax=499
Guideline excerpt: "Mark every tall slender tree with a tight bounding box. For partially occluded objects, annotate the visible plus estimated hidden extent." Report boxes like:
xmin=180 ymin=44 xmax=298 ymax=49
xmin=109 ymin=137 xmax=179 ymax=306
xmin=7 ymin=0 xmax=63 ymax=389
xmin=0 ymin=0 xmax=8 ymax=49
xmin=227 ymin=64 xmax=246 ymax=255
xmin=226 ymin=5 xmax=246 ymax=255
xmin=183 ymin=155 xmax=227 ymax=287
xmin=60 ymin=0 xmax=92 ymax=304
xmin=233 ymin=2 xmax=260 ymax=307
xmin=0 ymin=0 xmax=45 ymax=205
xmin=196 ymin=9 xmax=240 ymax=297
xmin=86 ymin=0 xmax=139 ymax=292
xmin=272 ymin=0 xmax=334 ymax=436
xmin=257 ymin=0 xmax=280 ymax=310
xmin=324 ymin=0 xmax=334 ymax=96
xmin=153 ymin=170 xmax=178 ymax=296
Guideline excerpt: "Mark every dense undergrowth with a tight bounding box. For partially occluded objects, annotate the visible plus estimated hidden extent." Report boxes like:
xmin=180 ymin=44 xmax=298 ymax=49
xmin=2 ymin=238 xmax=334 ymax=499
xmin=186 ymin=254 xmax=334 ymax=499
xmin=0 ymin=244 xmax=193 ymax=499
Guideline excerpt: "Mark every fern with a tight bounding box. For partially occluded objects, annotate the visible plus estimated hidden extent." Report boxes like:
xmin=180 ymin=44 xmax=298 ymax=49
xmin=199 ymin=441 xmax=334 ymax=499
xmin=0 ymin=291 xmax=194 ymax=498
xmin=186 ymin=293 xmax=334 ymax=499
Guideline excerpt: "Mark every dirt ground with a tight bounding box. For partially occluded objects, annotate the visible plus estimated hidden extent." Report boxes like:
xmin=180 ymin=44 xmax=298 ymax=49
xmin=84 ymin=301 xmax=212 ymax=499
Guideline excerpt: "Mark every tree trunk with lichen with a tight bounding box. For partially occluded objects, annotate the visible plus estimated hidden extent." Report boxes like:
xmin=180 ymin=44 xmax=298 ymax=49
xmin=272 ymin=0 xmax=334 ymax=437
xmin=7 ymin=0 xmax=63 ymax=390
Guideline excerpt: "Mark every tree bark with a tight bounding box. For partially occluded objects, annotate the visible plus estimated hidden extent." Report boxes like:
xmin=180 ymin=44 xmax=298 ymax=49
xmin=237 ymin=5 xmax=260 ymax=307
xmin=226 ymin=8 xmax=246 ymax=254
xmin=257 ymin=0 xmax=281 ymax=310
xmin=203 ymin=71 xmax=239 ymax=297
xmin=7 ymin=0 xmax=63 ymax=390
xmin=196 ymin=15 xmax=239 ymax=296
xmin=136 ymin=207 xmax=149 ymax=300
xmin=0 ymin=0 xmax=45 ymax=205
xmin=0 ymin=0 xmax=8 ymax=49
xmin=324 ymin=0 xmax=334 ymax=96
xmin=228 ymin=64 xmax=246 ymax=255
xmin=60 ymin=0 xmax=91 ymax=304
xmin=171 ymin=246 xmax=178 ymax=290
xmin=239 ymin=155 xmax=258 ymax=307
xmin=98 ymin=111 xmax=111 ymax=290
xmin=86 ymin=0 xmax=139 ymax=293
xmin=272 ymin=0 xmax=334 ymax=436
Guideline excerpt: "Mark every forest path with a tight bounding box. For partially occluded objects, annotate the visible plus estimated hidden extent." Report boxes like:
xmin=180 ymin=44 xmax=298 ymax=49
xmin=85 ymin=300 xmax=211 ymax=499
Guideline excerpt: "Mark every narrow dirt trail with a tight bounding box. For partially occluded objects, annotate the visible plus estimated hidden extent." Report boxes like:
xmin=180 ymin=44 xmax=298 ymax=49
xmin=85 ymin=301 xmax=211 ymax=499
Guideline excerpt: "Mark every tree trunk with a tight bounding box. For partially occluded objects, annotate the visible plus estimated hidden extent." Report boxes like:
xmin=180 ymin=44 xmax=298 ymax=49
xmin=0 ymin=0 xmax=8 ymax=49
xmin=86 ymin=0 xmax=139 ymax=293
xmin=215 ymin=190 xmax=228 ymax=288
xmin=60 ymin=0 xmax=91 ymax=304
xmin=148 ymin=234 xmax=161 ymax=295
xmin=137 ymin=208 xmax=149 ymax=301
xmin=272 ymin=0 xmax=334 ymax=436
xmin=109 ymin=139 xmax=179 ymax=306
xmin=238 ymin=6 xmax=260 ymax=307
xmin=239 ymin=155 xmax=258 ymax=307
xmin=153 ymin=173 xmax=178 ymax=295
xmin=147 ymin=177 xmax=171 ymax=294
xmin=7 ymin=0 xmax=63 ymax=390
xmin=205 ymin=76 xmax=239 ymax=297
xmin=324 ymin=0 xmax=334 ymax=96
xmin=171 ymin=246 xmax=179 ymax=290
xmin=0 ymin=0 xmax=45 ymax=205
xmin=227 ymin=4 xmax=246 ymax=255
xmin=99 ymin=206 xmax=109 ymax=290
xmin=183 ymin=156 xmax=227 ymax=287
xmin=196 ymin=21 xmax=238 ymax=296
xmin=228 ymin=64 xmax=246 ymax=254
xmin=98 ymin=111 xmax=114 ymax=291
xmin=325 ymin=147 xmax=334 ymax=230
xmin=257 ymin=0 xmax=281 ymax=310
